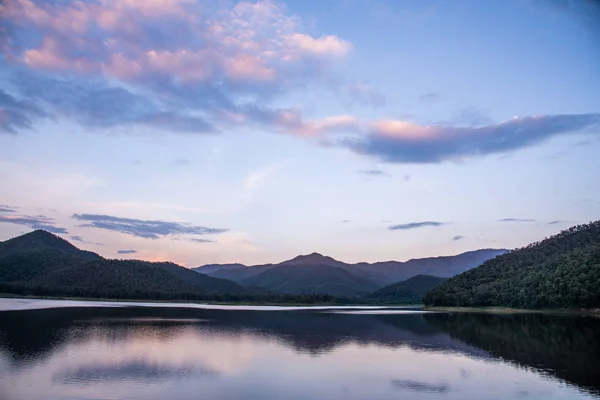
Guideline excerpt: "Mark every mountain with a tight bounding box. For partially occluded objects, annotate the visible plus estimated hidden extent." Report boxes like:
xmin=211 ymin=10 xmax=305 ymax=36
xmin=355 ymin=249 xmax=507 ymax=282
xmin=208 ymin=265 xmax=274 ymax=282
xmin=241 ymin=264 xmax=381 ymax=297
xmin=278 ymin=252 xmax=348 ymax=267
xmin=0 ymin=230 xmax=501 ymax=303
xmin=423 ymin=221 xmax=600 ymax=309
xmin=0 ymin=229 xmax=101 ymax=261
xmin=365 ymin=275 xmax=447 ymax=304
xmin=25 ymin=259 xmax=250 ymax=298
xmin=0 ymin=230 xmax=507 ymax=302
xmin=192 ymin=263 xmax=247 ymax=275
xmin=0 ymin=230 xmax=103 ymax=282
xmin=196 ymin=249 xmax=507 ymax=286
xmin=0 ymin=230 xmax=254 ymax=300
xmin=193 ymin=252 xmax=350 ymax=282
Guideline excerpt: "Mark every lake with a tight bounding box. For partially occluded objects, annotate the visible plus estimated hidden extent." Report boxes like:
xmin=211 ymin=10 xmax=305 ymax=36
xmin=0 ymin=299 xmax=599 ymax=400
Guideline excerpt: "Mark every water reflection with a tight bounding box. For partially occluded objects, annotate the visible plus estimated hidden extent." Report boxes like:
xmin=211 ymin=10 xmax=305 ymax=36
xmin=391 ymin=379 xmax=450 ymax=393
xmin=0 ymin=305 xmax=598 ymax=400
xmin=54 ymin=360 xmax=217 ymax=385
xmin=425 ymin=312 xmax=600 ymax=397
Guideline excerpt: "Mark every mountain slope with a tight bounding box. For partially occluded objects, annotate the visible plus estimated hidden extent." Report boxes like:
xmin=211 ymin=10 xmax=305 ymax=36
xmin=278 ymin=252 xmax=348 ymax=267
xmin=0 ymin=230 xmax=101 ymax=261
xmin=242 ymin=264 xmax=381 ymax=296
xmin=365 ymin=275 xmax=447 ymax=304
xmin=0 ymin=230 xmax=103 ymax=282
xmin=192 ymin=263 xmax=247 ymax=275
xmin=149 ymin=262 xmax=251 ymax=294
xmin=0 ymin=230 xmax=254 ymax=299
xmin=357 ymin=249 xmax=507 ymax=282
xmin=194 ymin=252 xmax=350 ymax=282
xmin=208 ymin=265 xmax=274 ymax=282
xmin=24 ymin=259 xmax=250 ymax=298
xmin=423 ymin=221 xmax=600 ymax=309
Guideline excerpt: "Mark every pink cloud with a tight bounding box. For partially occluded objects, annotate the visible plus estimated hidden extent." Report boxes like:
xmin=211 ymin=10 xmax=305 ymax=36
xmin=342 ymin=114 xmax=600 ymax=163
xmin=371 ymin=120 xmax=440 ymax=140
xmin=3 ymin=0 xmax=91 ymax=34
xmin=5 ymin=0 xmax=352 ymax=90
xmin=23 ymin=37 xmax=97 ymax=73
xmin=103 ymin=54 xmax=143 ymax=80
xmin=143 ymin=49 xmax=219 ymax=82
xmin=297 ymin=115 xmax=360 ymax=136
xmin=96 ymin=9 xmax=120 ymax=29
xmin=260 ymin=109 xmax=360 ymax=137
xmin=2 ymin=0 xmax=369 ymax=140
xmin=225 ymin=54 xmax=276 ymax=81
xmin=286 ymin=34 xmax=352 ymax=57
xmin=116 ymin=0 xmax=192 ymax=16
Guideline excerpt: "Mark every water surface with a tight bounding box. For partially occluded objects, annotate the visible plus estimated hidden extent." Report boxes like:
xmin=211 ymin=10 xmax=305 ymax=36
xmin=0 ymin=299 xmax=598 ymax=400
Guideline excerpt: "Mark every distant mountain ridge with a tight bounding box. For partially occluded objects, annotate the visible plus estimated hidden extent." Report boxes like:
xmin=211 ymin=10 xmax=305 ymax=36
xmin=194 ymin=248 xmax=507 ymax=287
xmin=195 ymin=263 xmax=249 ymax=275
xmin=278 ymin=252 xmax=348 ymax=267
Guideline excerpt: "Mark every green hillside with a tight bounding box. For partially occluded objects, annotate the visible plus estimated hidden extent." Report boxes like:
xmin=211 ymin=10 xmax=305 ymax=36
xmin=0 ymin=230 xmax=254 ymax=300
xmin=0 ymin=229 xmax=101 ymax=260
xmin=423 ymin=221 xmax=600 ymax=309
xmin=23 ymin=259 xmax=250 ymax=299
xmin=0 ymin=230 xmax=102 ymax=282
xmin=366 ymin=275 xmax=447 ymax=304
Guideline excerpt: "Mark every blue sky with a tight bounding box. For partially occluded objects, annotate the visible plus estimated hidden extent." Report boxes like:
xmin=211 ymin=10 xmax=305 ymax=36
xmin=0 ymin=0 xmax=599 ymax=266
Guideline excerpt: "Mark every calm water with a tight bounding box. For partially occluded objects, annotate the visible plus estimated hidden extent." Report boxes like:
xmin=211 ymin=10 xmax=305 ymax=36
xmin=0 ymin=299 xmax=599 ymax=400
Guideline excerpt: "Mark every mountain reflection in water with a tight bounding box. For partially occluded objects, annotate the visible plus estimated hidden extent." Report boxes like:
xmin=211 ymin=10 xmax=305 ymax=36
xmin=0 ymin=304 xmax=598 ymax=400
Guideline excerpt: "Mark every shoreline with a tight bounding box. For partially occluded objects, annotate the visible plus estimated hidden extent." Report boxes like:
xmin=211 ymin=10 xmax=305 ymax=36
xmin=425 ymin=306 xmax=600 ymax=316
xmin=2 ymin=294 xmax=598 ymax=315
xmin=0 ymin=293 xmax=408 ymax=308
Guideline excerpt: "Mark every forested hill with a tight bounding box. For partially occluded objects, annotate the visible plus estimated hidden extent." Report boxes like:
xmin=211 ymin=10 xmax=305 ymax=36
xmin=423 ymin=221 xmax=600 ymax=309
xmin=0 ymin=229 xmax=101 ymax=261
xmin=0 ymin=230 xmax=256 ymax=300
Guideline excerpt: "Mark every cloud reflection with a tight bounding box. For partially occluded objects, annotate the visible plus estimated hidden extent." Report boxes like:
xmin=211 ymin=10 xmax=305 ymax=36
xmin=54 ymin=360 xmax=217 ymax=385
xmin=391 ymin=379 xmax=450 ymax=393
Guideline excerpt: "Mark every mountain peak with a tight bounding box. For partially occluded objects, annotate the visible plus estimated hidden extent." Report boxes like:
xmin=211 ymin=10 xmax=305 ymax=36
xmin=2 ymin=229 xmax=73 ymax=248
xmin=278 ymin=252 xmax=347 ymax=267
xmin=0 ymin=230 xmax=102 ymax=260
xmin=26 ymin=229 xmax=62 ymax=238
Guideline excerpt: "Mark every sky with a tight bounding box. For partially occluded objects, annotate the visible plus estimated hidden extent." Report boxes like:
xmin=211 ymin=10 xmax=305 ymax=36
xmin=0 ymin=0 xmax=599 ymax=267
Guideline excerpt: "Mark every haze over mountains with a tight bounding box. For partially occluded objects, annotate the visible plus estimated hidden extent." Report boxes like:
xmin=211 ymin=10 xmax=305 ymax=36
xmin=0 ymin=230 xmax=504 ymax=303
